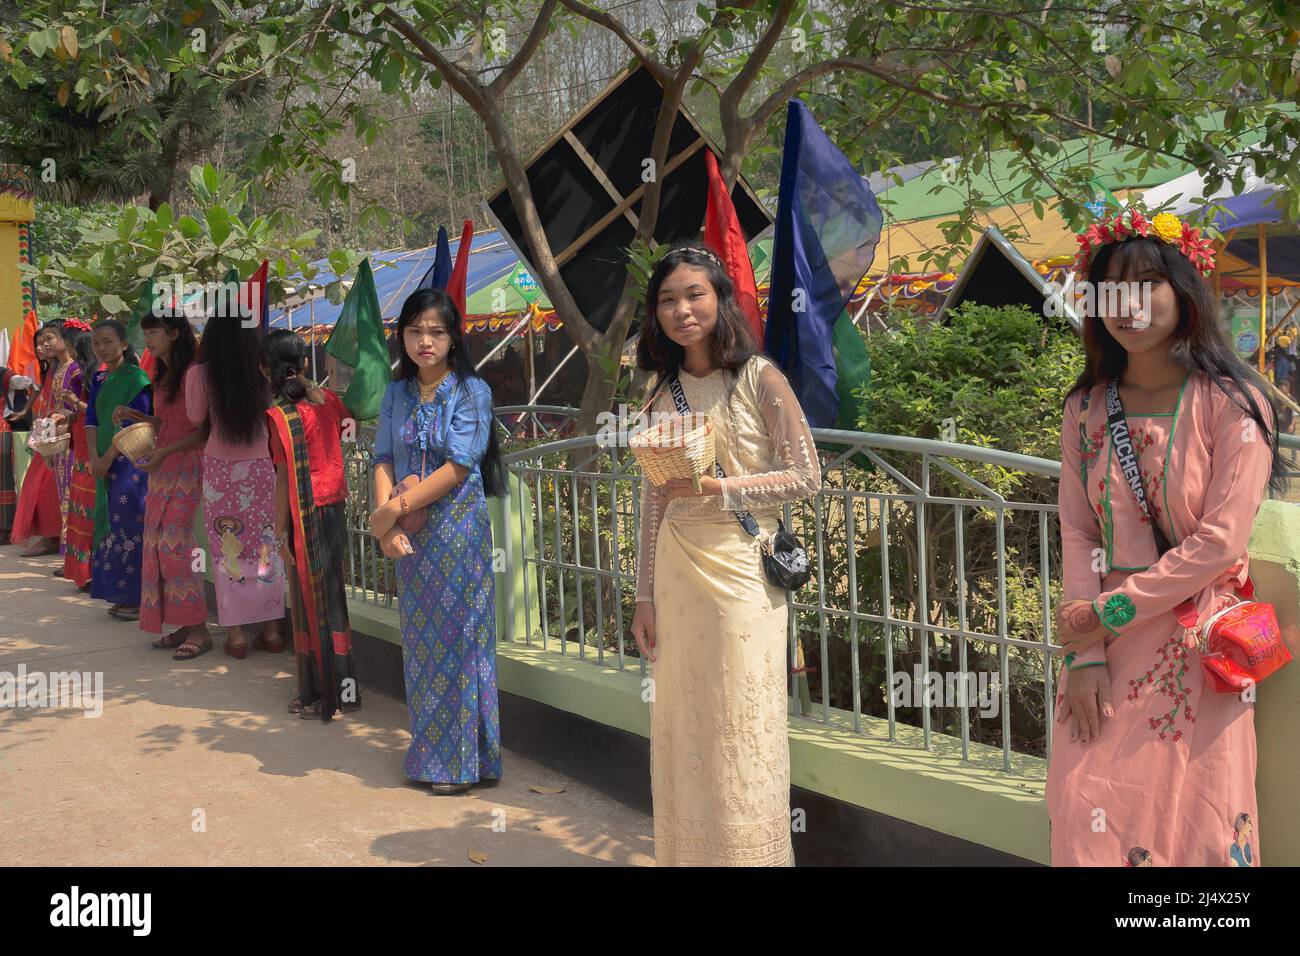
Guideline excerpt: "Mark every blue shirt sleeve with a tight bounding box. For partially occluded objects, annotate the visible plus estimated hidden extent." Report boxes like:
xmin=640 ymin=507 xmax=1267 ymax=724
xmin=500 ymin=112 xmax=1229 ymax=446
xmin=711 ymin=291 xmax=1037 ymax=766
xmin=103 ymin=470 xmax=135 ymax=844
xmin=373 ymin=381 xmax=395 ymax=465
xmin=132 ymin=384 xmax=153 ymax=416
xmin=445 ymin=377 xmax=493 ymax=469
xmin=84 ymin=372 xmax=102 ymax=428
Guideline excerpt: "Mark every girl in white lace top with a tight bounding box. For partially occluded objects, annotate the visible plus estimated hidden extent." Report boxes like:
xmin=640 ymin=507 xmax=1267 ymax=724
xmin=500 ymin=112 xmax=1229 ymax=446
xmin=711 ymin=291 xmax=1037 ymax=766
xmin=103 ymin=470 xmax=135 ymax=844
xmin=629 ymin=242 xmax=821 ymax=866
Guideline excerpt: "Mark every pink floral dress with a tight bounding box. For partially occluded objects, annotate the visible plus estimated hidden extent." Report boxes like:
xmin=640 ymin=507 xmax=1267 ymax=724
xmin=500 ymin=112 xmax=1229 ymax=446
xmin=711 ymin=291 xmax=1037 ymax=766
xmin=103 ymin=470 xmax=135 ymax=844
xmin=1048 ymin=371 xmax=1274 ymax=866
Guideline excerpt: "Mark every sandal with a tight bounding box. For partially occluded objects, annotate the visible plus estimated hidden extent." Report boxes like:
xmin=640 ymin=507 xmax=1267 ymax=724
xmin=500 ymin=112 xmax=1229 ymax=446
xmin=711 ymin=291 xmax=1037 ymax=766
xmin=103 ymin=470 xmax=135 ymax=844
xmin=253 ymin=633 xmax=286 ymax=654
xmin=298 ymin=699 xmax=326 ymax=720
xmin=172 ymin=636 xmax=213 ymax=661
xmin=152 ymin=630 xmax=187 ymax=650
xmin=20 ymin=537 xmax=59 ymax=557
xmin=430 ymin=783 xmax=472 ymax=796
xmin=288 ymin=696 xmax=304 ymax=714
xmin=109 ymin=604 xmax=140 ymax=621
xmin=223 ymin=639 xmax=248 ymax=660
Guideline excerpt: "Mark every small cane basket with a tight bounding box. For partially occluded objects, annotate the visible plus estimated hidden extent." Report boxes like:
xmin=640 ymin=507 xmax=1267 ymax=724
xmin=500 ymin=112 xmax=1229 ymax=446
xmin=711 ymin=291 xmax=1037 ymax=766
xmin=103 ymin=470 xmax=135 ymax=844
xmin=628 ymin=411 xmax=716 ymax=493
xmin=114 ymin=421 xmax=157 ymax=460
xmin=28 ymin=431 xmax=70 ymax=462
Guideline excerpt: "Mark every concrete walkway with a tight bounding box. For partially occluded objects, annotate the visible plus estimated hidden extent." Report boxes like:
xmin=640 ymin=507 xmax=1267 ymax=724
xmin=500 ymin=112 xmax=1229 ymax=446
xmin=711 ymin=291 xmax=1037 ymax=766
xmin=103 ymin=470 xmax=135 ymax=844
xmin=0 ymin=546 xmax=653 ymax=866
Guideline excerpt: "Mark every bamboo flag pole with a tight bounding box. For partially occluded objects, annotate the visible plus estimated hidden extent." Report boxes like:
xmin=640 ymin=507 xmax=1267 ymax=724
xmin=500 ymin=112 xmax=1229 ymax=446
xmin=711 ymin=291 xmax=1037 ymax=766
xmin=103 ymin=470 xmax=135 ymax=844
xmin=1259 ymin=223 xmax=1268 ymax=375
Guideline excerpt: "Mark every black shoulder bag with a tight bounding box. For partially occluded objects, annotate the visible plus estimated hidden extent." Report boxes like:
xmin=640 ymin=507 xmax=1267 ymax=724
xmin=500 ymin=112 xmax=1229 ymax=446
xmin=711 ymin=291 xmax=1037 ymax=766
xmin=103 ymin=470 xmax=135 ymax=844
xmin=666 ymin=371 xmax=811 ymax=590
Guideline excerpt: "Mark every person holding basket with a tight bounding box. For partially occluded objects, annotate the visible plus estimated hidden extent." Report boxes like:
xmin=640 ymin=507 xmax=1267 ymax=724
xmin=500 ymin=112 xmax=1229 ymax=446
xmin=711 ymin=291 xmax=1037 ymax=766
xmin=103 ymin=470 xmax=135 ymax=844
xmin=629 ymin=242 xmax=821 ymax=867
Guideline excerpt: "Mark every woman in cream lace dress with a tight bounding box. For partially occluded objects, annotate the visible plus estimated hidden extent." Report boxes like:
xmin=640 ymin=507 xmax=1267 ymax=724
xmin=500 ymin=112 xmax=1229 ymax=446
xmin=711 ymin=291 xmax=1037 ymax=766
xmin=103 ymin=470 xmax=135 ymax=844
xmin=629 ymin=243 xmax=821 ymax=866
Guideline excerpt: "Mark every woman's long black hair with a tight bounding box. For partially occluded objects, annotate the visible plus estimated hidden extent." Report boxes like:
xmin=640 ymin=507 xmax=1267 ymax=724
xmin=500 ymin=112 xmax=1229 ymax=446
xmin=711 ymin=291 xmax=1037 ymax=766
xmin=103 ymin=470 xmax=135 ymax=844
xmin=1073 ymin=236 xmax=1286 ymax=495
xmin=196 ymin=314 xmax=269 ymax=445
xmin=94 ymin=319 xmax=140 ymax=366
xmin=260 ymin=329 xmax=309 ymax=406
xmin=140 ymin=311 xmax=199 ymax=403
xmin=394 ymin=289 xmax=506 ymax=497
xmin=636 ymin=241 xmax=759 ymax=382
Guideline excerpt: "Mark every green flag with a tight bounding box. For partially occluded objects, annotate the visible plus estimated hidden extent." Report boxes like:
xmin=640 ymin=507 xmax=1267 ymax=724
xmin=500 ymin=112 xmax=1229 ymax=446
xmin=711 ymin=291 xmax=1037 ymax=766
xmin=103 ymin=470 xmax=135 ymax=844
xmin=831 ymin=308 xmax=871 ymax=430
xmin=124 ymin=284 xmax=153 ymax=353
xmin=325 ymin=258 xmax=389 ymax=420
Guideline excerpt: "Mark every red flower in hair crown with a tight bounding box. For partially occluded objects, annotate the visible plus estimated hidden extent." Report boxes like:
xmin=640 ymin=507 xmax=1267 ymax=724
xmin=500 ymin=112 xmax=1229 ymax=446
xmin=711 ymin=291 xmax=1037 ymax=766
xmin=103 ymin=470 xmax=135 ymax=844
xmin=63 ymin=318 xmax=92 ymax=332
xmin=1074 ymin=201 xmax=1215 ymax=278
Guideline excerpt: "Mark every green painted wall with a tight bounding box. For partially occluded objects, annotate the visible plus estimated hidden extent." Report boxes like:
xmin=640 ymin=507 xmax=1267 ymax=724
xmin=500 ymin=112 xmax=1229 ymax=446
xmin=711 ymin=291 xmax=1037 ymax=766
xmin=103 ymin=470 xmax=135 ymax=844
xmin=1248 ymin=499 xmax=1300 ymax=866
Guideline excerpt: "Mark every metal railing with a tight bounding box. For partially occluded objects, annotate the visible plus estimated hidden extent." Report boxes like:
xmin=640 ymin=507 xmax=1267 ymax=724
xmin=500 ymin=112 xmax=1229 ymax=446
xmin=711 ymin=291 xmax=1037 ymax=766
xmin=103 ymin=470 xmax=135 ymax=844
xmin=343 ymin=408 xmax=1300 ymax=776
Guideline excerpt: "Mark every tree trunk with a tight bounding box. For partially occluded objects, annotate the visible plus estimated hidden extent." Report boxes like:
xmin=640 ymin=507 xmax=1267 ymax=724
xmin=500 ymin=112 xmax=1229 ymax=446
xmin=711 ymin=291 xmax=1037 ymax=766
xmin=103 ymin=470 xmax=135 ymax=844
xmin=575 ymin=342 xmax=619 ymax=436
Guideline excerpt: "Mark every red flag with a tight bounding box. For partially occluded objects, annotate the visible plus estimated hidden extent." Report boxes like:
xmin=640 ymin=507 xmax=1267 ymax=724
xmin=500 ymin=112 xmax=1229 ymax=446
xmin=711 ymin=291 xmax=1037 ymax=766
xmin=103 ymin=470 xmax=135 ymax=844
xmin=703 ymin=150 xmax=762 ymax=343
xmin=240 ymin=259 xmax=270 ymax=333
xmin=448 ymin=220 xmax=473 ymax=319
xmin=8 ymin=310 xmax=40 ymax=380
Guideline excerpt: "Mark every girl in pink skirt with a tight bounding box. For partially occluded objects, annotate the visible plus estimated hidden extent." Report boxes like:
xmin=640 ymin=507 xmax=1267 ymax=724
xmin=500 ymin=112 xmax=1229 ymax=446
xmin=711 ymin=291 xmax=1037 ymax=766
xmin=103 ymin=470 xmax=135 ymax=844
xmin=185 ymin=313 xmax=285 ymax=659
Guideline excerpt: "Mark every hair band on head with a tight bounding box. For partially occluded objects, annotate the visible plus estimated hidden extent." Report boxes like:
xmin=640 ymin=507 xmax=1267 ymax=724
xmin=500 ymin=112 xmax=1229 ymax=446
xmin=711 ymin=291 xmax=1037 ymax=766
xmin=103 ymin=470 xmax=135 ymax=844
xmin=676 ymin=245 xmax=724 ymax=267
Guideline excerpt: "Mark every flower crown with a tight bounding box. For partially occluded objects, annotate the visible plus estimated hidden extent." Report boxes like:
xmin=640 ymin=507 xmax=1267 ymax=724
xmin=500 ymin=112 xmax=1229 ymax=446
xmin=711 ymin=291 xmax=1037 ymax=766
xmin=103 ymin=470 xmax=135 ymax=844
xmin=1074 ymin=202 xmax=1216 ymax=278
xmin=62 ymin=318 xmax=92 ymax=333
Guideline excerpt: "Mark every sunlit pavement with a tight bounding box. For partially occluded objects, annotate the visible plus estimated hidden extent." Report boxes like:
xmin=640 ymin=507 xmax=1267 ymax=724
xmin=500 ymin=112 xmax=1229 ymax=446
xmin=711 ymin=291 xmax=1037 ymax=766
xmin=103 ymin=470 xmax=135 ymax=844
xmin=0 ymin=546 xmax=653 ymax=866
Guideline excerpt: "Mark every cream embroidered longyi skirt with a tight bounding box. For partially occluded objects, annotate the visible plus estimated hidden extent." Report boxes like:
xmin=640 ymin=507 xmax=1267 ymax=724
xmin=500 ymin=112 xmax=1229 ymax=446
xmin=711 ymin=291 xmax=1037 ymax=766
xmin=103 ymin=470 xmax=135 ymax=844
xmin=650 ymin=512 xmax=794 ymax=867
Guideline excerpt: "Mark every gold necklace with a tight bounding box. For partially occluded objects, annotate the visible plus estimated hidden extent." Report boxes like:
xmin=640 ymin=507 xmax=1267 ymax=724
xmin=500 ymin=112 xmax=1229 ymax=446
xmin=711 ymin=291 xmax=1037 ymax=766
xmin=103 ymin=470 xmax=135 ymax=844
xmin=417 ymin=366 xmax=450 ymax=401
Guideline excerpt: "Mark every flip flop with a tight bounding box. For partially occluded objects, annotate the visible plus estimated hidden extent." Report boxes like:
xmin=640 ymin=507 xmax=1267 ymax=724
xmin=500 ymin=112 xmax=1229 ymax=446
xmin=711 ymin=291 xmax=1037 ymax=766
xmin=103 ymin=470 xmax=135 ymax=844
xmin=173 ymin=637 xmax=213 ymax=661
xmin=108 ymin=604 xmax=140 ymax=621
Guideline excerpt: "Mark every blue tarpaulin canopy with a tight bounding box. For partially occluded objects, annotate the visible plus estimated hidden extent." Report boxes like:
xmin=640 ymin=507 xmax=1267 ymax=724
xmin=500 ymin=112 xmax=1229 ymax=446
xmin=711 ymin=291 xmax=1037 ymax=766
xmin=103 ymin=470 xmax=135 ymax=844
xmin=268 ymin=229 xmax=521 ymax=330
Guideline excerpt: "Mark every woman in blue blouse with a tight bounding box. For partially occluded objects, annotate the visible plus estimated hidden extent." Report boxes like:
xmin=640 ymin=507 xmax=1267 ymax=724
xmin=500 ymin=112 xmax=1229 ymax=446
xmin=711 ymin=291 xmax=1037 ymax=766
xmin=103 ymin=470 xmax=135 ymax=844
xmin=369 ymin=289 xmax=508 ymax=795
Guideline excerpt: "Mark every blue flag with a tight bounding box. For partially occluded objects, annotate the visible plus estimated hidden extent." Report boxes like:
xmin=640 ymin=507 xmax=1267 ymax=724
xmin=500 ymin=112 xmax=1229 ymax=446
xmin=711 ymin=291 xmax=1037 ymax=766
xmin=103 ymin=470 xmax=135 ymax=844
xmin=418 ymin=226 xmax=453 ymax=291
xmin=765 ymin=100 xmax=883 ymax=429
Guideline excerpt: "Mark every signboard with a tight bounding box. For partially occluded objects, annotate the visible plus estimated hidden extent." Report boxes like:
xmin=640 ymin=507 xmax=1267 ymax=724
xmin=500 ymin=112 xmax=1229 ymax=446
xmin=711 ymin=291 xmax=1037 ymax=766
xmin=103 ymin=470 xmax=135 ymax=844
xmin=1230 ymin=310 xmax=1260 ymax=358
xmin=508 ymin=264 xmax=540 ymax=304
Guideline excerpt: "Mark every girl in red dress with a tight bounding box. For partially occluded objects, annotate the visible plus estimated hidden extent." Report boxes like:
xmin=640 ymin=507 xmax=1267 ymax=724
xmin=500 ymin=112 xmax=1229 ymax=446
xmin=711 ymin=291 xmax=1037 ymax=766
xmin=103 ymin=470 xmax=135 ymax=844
xmin=53 ymin=320 xmax=97 ymax=588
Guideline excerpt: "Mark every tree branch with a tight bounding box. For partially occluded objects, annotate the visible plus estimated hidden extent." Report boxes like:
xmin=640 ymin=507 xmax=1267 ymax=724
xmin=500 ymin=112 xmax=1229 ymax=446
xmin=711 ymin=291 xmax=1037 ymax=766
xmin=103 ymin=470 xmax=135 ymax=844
xmin=378 ymin=7 xmax=486 ymax=113
xmin=556 ymin=0 xmax=671 ymax=87
xmin=489 ymin=0 xmax=558 ymax=95
xmin=720 ymin=0 xmax=795 ymax=119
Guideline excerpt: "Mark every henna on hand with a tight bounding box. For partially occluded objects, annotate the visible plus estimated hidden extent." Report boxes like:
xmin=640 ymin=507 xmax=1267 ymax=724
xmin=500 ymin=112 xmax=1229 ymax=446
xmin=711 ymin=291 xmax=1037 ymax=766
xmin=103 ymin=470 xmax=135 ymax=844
xmin=1064 ymin=601 xmax=1100 ymax=635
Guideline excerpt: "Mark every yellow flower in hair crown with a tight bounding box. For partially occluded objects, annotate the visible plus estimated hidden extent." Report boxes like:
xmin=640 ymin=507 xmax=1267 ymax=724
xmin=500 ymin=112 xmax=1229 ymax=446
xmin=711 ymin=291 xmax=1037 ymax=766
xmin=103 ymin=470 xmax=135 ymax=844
xmin=1074 ymin=202 xmax=1216 ymax=278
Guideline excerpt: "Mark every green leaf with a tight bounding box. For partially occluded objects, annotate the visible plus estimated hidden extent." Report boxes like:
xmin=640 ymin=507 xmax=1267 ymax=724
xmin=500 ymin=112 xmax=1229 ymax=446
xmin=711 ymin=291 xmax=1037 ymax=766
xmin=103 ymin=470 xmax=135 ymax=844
xmin=27 ymin=29 xmax=51 ymax=57
xmin=205 ymin=206 xmax=232 ymax=247
xmin=99 ymin=293 xmax=128 ymax=314
xmin=177 ymin=215 xmax=203 ymax=239
xmin=258 ymin=33 xmax=277 ymax=59
xmin=378 ymin=52 xmax=401 ymax=94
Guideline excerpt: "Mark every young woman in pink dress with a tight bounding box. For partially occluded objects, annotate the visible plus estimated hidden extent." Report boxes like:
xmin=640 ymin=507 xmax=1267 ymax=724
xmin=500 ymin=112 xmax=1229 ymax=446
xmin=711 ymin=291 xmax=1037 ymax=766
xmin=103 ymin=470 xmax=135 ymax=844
xmin=123 ymin=311 xmax=210 ymax=657
xmin=1049 ymin=207 xmax=1285 ymax=866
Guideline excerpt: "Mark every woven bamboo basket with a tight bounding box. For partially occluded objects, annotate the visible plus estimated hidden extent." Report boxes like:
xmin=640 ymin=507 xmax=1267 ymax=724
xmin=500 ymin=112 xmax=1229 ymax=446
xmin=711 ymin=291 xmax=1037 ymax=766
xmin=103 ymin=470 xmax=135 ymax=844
xmin=628 ymin=411 xmax=715 ymax=492
xmin=114 ymin=421 xmax=157 ymax=460
xmin=28 ymin=432 xmax=70 ymax=462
